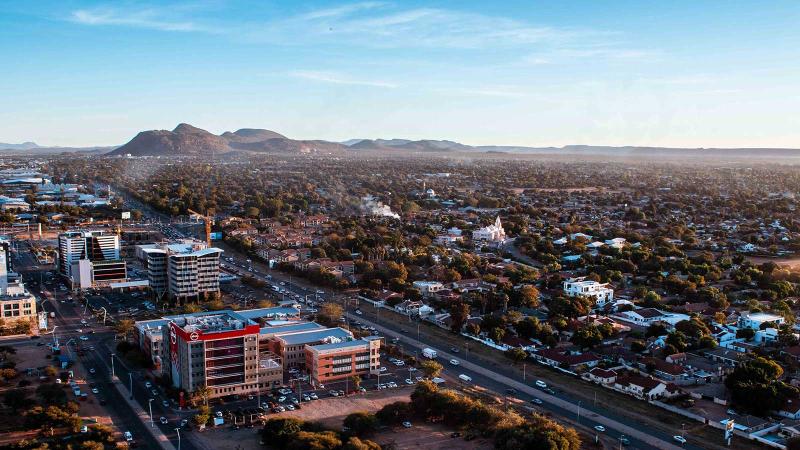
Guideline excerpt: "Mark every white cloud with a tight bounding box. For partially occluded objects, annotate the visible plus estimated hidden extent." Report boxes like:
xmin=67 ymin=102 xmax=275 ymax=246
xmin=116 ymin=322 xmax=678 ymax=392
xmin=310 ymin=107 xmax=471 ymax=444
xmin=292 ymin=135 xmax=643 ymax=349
xmin=69 ymin=7 xmax=216 ymax=33
xmin=290 ymin=70 xmax=397 ymax=88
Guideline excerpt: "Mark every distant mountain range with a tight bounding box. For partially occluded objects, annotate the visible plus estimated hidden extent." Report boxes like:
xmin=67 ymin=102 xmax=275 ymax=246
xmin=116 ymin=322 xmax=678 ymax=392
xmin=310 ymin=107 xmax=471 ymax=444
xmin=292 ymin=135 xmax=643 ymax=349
xmin=0 ymin=140 xmax=112 ymax=154
xmin=4 ymin=124 xmax=800 ymax=158
xmin=109 ymin=123 xmax=347 ymax=156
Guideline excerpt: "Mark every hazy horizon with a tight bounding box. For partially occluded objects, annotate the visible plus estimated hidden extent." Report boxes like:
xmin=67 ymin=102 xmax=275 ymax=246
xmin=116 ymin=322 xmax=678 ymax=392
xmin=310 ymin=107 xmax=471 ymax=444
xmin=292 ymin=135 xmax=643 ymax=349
xmin=2 ymin=1 xmax=799 ymax=148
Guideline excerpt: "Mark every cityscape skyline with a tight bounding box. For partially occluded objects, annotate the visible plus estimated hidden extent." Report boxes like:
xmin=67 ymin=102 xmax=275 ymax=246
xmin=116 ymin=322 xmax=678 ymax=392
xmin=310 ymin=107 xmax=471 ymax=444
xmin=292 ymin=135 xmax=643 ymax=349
xmin=2 ymin=1 xmax=799 ymax=148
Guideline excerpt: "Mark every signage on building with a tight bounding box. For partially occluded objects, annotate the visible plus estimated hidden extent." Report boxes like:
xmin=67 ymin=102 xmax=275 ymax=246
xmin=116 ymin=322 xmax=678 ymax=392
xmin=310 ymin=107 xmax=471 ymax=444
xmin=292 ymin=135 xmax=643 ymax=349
xmin=210 ymin=232 xmax=223 ymax=241
xmin=121 ymin=211 xmax=131 ymax=220
xmin=190 ymin=332 xmax=200 ymax=341
xmin=38 ymin=312 xmax=48 ymax=330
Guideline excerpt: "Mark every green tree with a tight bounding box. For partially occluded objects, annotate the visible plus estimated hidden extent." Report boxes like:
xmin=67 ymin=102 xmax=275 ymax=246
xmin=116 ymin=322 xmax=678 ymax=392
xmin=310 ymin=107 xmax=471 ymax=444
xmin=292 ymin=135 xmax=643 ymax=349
xmin=261 ymin=417 xmax=305 ymax=449
xmin=343 ymin=412 xmax=379 ymax=436
xmin=342 ymin=437 xmax=382 ymax=450
xmin=419 ymin=360 xmax=443 ymax=379
xmin=505 ymin=347 xmax=528 ymax=364
xmin=448 ymin=302 xmax=470 ymax=333
xmin=571 ymin=324 xmax=604 ymax=349
xmin=3 ymin=388 xmax=29 ymax=412
xmin=725 ymin=357 xmax=798 ymax=416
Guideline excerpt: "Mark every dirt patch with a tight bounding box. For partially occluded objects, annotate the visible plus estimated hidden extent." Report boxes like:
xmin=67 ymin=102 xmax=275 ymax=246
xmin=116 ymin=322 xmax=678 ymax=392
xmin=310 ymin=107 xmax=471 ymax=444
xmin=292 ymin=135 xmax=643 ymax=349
xmin=192 ymin=389 xmax=492 ymax=450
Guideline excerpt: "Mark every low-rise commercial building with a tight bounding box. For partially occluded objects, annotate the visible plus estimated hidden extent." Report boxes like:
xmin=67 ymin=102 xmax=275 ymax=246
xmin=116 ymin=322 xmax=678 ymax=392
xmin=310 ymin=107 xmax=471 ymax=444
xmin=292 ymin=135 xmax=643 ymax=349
xmin=305 ymin=336 xmax=381 ymax=386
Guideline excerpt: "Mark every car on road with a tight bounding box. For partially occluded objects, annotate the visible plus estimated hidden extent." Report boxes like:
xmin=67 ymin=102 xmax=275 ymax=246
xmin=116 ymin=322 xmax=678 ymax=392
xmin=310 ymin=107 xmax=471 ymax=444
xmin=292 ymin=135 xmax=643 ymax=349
xmin=79 ymin=335 xmax=88 ymax=341
xmin=450 ymin=347 xmax=459 ymax=353
xmin=619 ymin=436 xmax=630 ymax=446
xmin=145 ymin=382 xmax=152 ymax=388
xmin=531 ymin=398 xmax=543 ymax=405
xmin=449 ymin=359 xmax=460 ymax=366
xmin=594 ymin=425 xmax=605 ymax=432
xmin=88 ymin=368 xmax=96 ymax=374
xmin=180 ymin=419 xmax=189 ymax=427
xmin=91 ymin=388 xmax=99 ymax=394
xmin=402 ymin=421 xmax=412 ymax=428
xmin=673 ymin=436 xmax=687 ymax=444
xmin=535 ymin=380 xmax=547 ymax=389
xmin=162 ymin=400 xmax=169 ymax=407
xmin=151 ymin=389 xmax=158 ymax=396
xmin=379 ymin=366 xmax=387 ymax=372
xmin=355 ymin=310 xmax=363 ymax=315
xmin=159 ymin=416 xmax=168 ymax=424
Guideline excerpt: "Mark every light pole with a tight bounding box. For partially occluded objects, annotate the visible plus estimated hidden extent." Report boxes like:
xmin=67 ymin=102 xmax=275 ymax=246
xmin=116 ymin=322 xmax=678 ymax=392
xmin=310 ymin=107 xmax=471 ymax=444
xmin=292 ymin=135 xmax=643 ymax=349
xmin=129 ymin=372 xmax=133 ymax=400
xmin=577 ymin=400 xmax=582 ymax=423
xmin=175 ymin=428 xmax=181 ymax=450
xmin=148 ymin=398 xmax=154 ymax=427
xmin=111 ymin=354 xmax=115 ymax=379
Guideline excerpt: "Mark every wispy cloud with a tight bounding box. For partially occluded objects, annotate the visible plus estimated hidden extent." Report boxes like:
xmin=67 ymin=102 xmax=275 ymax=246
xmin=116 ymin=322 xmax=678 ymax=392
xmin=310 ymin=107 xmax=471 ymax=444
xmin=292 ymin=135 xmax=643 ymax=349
xmin=69 ymin=6 xmax=216 ymax=33
xmin=66 ymin=2 xmax=652 ymax=63
xmin=290 ymin=70 xmax=397 ymax=88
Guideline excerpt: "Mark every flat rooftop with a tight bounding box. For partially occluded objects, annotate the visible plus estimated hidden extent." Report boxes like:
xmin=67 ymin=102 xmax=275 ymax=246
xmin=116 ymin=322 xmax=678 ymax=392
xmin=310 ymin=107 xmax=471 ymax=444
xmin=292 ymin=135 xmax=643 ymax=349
xmin=279 ymin=327 xmax=352 ymax=345
xmin=309 ymin=339 xmax=368 ymax=352
xmin=167 ymin=310 xmax=249 ymax=334
xmin=260 ymin=321 xmax=324 ymax=336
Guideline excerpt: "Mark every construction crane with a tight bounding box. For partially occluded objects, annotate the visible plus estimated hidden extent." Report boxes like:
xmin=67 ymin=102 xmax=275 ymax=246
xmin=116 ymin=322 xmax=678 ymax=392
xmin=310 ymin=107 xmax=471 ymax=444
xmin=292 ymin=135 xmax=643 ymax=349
xmin=187 ymin=208 xmax=213 ymax=246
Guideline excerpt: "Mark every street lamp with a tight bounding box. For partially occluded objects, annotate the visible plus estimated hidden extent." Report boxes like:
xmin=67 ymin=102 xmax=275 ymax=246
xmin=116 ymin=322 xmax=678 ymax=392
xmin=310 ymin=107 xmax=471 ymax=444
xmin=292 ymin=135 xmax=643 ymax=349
xmin=175 ymin=427 xmax=181 ymax=450
xmin=148 ymin=398 xmax=154 ymax=427
xmin=577 ymin=400 xmax=582 ymax=423
xmin=111 ymin=353 xmax=115 ymax=379
xmin=129 ymin=372 xmax=133 ymax=400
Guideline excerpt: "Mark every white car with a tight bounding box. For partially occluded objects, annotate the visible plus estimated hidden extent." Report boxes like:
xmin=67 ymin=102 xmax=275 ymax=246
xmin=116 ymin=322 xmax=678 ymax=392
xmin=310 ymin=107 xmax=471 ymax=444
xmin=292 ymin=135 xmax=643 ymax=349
xmin=145 ymin=382 xmax=152 ymax=388
xmin=124 ymin=431 xmax=133 ymax=442
xmin=79 ymin=335 xmax=89 ymax=341
xmin=449 ymin=359 xmax=460 ymax=366
xmin=91 ymin=388 xmax=99 ymax=394
xmin=80 ymin=425 xmax=88 ymax=433
xmin=159 ymin=416 xmax=168 ymax=424
xmin=594 ymin=425 xmax=606 ymax=432
xmin=405 ymin=379 xmax=414 ymax=385
xmin=674 ymin=435 xmax=687 ymax=444
xmin=215 ymin=411 xmax=223 ymax=418
xmin=379 ymin=366 xmax=387 ymax=372
xmin=535 ymin=380 xmax=547 ymax=389
xmin=402 ymin=421 xmax=412 ymax=428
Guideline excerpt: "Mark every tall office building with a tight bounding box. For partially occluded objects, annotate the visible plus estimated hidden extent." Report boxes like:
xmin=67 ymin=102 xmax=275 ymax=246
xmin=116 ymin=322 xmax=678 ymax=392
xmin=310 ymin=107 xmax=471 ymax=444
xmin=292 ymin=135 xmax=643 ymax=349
xmin=162 ymin=310 xmax=281 ymax=399
xmin=137 ymin=240 xmax=222 ymax=302
xmin=58 ymin=231 xmax=126 ymax=288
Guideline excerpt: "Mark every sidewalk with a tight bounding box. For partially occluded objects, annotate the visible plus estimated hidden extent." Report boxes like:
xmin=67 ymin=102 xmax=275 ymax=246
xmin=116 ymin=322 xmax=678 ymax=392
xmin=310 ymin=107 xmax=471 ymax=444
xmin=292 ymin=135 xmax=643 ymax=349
xmin=111 ymin=377 xmax=176 ymax=450
xmin=349 ymin=311 xmax=684 ymax=450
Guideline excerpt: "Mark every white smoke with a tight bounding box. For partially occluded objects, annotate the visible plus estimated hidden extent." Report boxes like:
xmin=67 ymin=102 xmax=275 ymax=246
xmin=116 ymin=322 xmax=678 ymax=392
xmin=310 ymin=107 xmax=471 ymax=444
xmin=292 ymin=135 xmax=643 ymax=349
xmin=361 ymin=196 xmax=400 ymax=219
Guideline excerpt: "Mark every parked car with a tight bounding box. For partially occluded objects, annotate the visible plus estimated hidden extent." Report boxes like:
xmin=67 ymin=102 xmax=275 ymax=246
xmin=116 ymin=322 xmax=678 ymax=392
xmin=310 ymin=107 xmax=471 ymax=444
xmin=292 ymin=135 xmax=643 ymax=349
xmin=159 ymin=417 xmax=168 ymax=424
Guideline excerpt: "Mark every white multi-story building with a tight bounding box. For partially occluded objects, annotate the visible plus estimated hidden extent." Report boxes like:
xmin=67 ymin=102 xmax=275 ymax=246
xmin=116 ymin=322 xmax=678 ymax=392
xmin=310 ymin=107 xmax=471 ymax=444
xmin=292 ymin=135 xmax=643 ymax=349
xmin=58 ymin=231 xmax=126 ymax=288
xmin=137 ymin=240 xmax=222 ymax=302
xmin=472 ymin=216 xmax=507 ymax=243
xmin=563 ymin=277 xmax=614 ymax=308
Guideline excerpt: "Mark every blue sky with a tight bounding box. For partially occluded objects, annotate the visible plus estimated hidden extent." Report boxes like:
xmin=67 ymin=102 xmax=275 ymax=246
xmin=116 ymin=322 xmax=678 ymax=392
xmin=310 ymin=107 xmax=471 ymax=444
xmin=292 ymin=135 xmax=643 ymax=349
xmin=1 ymin=1 xmax=799 ymax=147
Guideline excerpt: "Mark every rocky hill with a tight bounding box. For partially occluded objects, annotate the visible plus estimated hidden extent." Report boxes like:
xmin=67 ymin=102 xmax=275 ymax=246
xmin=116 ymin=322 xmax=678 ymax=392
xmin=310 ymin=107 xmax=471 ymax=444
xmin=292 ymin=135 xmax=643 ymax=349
xmin=109 ymin=124 xmax=345 ymax=156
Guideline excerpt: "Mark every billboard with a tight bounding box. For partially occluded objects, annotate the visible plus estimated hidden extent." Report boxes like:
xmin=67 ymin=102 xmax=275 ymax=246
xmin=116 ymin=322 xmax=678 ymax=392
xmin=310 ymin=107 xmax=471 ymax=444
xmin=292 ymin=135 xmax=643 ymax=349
xmin=38 ymin=311 xmax=48 ymax=330
xmin=210 ymin=232 xmax=223 ymax=241
xmin=121 ymin=211 xmax=131 ymax=220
